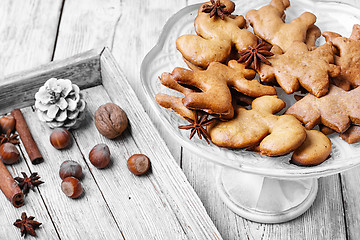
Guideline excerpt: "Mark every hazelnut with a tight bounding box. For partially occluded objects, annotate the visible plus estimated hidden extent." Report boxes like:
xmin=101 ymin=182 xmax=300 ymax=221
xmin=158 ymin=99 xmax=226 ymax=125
xmin=0 ymin=142 xmax=20 ymax=165
xmin=127 ymin=154 xmax=150 ymax=175
xmin=59 ymin=160 xmax=83 ymax=180
xmin=61 ymin=177 xmax=83 ymax=199
xmin=50 ymin=128 xmax=71 ymax=150
xmin=89 ymin=144 xmax=110 ymax=169
xmin=94 ymin=103 xmax=128 ymax=139
xmin=0 ymin=115 xmax=15 ymax=133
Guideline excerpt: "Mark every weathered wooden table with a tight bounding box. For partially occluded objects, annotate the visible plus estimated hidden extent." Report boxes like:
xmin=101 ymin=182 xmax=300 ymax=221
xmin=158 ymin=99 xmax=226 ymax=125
xmin=1 ymin=0 xmax=360 ymax=239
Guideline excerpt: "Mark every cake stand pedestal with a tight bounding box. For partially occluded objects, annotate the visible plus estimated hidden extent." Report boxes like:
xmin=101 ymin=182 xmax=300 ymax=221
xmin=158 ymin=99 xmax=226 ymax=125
xmin=216 ymin=167 xmax=318 ymax=223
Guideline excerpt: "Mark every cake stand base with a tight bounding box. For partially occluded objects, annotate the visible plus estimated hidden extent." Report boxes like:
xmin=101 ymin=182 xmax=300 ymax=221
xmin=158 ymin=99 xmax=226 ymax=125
xmin=216 ymin=167 xmax=318 ymax=223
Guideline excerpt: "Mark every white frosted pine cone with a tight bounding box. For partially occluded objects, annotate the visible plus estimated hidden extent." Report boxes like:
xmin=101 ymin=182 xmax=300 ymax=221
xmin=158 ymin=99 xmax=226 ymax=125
xmin=34 ymin=78 xmax=86 ymax=129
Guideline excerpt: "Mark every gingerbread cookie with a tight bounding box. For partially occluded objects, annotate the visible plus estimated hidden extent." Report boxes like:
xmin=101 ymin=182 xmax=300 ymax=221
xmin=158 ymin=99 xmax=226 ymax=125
xmin=340 ymin=125 xmax=360 ymax=144
xmin=176 ymin=0 xmax=258 ymax=68
xmin=320 ymin=122 xmax=360 ymax=145
xmin=208 ymin=95 xmax=307 ymax=156
xmin=155 ymin=75 xmax=234 ymax=120
xmin=233 ymin=91 xmax=254 ymax=106
xmin=158 ymin=60 xmax=276 ymax=117
xmin=246 ymin=0 xmax=319 ymax=52
xmin=258 ymin=41 xmax=340 ymax=97
xmin=320 ymin=125 xmax=335 ymax=135
xmin=291 ymin=130 xmax=331 ymax=166
xmin=156 ymin=94 xmax=197 ymax=121
xmin=155 ymin=73 xmax=212 ymax=120
xmin=286 ymin=85 xmax=360 ymax=133
xmin=323 ymin=24 xmax=360 ymax=90
xmin=246 ymin=129 xmax=331 ymax=166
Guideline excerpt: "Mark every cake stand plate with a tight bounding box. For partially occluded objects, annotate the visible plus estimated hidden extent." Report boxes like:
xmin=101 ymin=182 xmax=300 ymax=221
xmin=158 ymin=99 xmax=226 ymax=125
xmin=217 ymin=167 xmax=318 ymax=223
xmin=141 ymin=0 xmax=360 ymax=224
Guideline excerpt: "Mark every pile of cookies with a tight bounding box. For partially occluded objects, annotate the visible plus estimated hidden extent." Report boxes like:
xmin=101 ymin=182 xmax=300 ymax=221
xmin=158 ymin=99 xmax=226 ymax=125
xmin=155 ymin=0 xmax=360 ymax=166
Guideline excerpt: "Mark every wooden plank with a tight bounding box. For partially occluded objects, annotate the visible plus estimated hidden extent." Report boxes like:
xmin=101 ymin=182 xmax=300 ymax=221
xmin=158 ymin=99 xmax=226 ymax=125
xmin=319 ymin=1 xmax=360 ymax=238
xmin=0 ymin=0 xmax=62 ymax=238
xmin=100 ymin=49 xmax=222 ymax=239
xmin=0 ymin=0 xmax=63 ymax=77
xmin=53 ymin=0 xmax=120 ymax=60
xmin=0 ymin=49 xmax=102 ymax=115
xmin=341 ymin=169 xmax=360 ymax=240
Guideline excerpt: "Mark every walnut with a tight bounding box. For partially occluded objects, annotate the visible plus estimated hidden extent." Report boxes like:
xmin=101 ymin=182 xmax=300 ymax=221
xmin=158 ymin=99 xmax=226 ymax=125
xmin=94 ymin=103 xmax=128 ymax=139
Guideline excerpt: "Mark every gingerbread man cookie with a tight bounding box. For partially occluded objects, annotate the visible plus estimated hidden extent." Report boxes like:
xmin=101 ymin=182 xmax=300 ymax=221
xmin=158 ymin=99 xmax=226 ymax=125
xmin=323 ymin=24 xmax=360 ymax=90
xmin=247 ymin=128 xmax=331 ymax=166
xmin=246 ymin=0 xmax=319 ymax=52
xmin=176 ymin=0 xmax=258 ymax=68
xmin=208 ymin=95 xmax=307 ymax=156
xmin=286 ymin=85 xmax=360 ymax=133
xmin=259 ymin=41 xmax=340 ymax=97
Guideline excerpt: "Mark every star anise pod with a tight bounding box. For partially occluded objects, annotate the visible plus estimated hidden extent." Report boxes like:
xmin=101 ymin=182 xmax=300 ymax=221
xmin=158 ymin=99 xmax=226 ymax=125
xmin=178 ymin=111 xmax=217 ymax=144
xmin=15 ymin=172 xmax=44 ymax=195
xmin=202 ymin=0 xmax=230 ymax=20
xmin=238 ymin=39 xmax=274 ymax=70
xmin=0 ymin=129 xmax=20 ymax=145
xmin=14 ymin=212 xmax=42 ymax=237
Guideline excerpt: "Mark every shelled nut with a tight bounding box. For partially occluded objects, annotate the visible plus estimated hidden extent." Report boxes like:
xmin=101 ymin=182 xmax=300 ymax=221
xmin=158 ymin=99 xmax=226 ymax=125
xmin=127 ymin=154 xmax=150 ymax=175
xmin=61 ymin=177 xmax=83 ymax=199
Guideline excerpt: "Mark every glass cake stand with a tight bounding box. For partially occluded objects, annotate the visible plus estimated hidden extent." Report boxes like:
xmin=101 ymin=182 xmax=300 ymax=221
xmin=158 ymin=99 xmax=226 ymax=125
xmin=140 ymin=0 xmax=360 ymax=223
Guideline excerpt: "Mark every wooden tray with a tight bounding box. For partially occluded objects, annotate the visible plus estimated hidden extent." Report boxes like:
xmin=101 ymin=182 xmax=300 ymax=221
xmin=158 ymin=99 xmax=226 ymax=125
xmin=0 ymin=48 xmax=221 ymax=239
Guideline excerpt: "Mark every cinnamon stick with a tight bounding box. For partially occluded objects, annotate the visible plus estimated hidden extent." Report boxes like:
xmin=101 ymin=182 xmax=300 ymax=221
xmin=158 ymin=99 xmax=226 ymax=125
xmin=11 ymin=109 xmax=43 ymax=164
xmin=0 ymin=160 xmax=24 ymax=207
